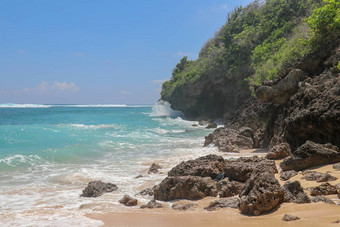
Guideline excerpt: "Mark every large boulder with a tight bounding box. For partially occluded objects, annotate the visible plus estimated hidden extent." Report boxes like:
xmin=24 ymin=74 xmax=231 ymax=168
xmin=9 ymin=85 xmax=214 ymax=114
xmin=148 ymin=163 xmax=162 ymax=174
xmin=153 ymin=176 xmax=217 ymax=201
xmin=280 ymin=141 xmax=340 ymax=171
xmin=204 ymin=128 xmax=254 ymax=152
xmin=81 ymin=181 xmax=118 ymax=197
xmin=282 ymin=181 xmax=310 ymax=204
xmin=224 ymin=156 xmax=277 ymax=183
xmin=266 ymin=143 xmax=291 ymax=160
xmin=255 ymin=69 xmax=308 ymax=105
xmin=168 ymin=154 xmax=225 ymax=179
xmin=239 ymin=171 xmax=284 ymax=216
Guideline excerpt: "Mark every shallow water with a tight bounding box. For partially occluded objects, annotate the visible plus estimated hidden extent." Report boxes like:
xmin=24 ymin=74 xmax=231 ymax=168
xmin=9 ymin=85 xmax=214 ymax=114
xmin=0 ymin=103 xmax=219 ymax=226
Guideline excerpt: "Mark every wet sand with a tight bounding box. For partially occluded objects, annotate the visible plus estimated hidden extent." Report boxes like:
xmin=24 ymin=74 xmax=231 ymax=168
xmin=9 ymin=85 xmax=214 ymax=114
xmin=86 ymin=150 xmax=340 ymax=227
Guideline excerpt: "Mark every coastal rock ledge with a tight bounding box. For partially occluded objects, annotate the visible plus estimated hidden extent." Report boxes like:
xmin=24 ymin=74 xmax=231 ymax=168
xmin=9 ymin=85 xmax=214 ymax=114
xmin=81 ymin=181 xmax=118 ymax=197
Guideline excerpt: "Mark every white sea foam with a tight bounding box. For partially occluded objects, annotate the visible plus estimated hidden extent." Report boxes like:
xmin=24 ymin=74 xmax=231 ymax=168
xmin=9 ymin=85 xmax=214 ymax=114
xmin=58 ymin=123 xmax=120 ymax=130
xmin=150 ymin=100 xmax=184 ymax=117
xmin=0 ymin=155 xmax=41 ymax=166
xmin=0 ymin=104 xmax=52 ymax=108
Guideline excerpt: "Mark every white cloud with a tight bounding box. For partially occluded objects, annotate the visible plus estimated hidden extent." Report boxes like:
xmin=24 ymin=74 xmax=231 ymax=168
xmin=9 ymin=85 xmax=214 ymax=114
xmin=51 ymin=81 xmax=79 ymax=92
xmin=18 ymin=49 xmax=26 ymax=55
xmin=121 ymin=90 xmax=132 ymax=96
xmin=151 ymin=79 xmax=166 ymax=84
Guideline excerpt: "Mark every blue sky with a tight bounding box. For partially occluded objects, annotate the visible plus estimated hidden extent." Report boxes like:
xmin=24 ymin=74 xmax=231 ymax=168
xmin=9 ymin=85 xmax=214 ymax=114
xmin=0 ymin=0 xmax=252 ymax=104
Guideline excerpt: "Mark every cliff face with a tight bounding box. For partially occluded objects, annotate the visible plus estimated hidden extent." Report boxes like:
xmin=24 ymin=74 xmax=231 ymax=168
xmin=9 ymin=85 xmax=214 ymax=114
xmin=161 ymin=75 xmax=251 ymax=121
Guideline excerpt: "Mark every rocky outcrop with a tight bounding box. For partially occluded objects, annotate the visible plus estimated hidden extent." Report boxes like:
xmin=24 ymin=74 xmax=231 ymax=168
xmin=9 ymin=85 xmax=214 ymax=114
xmin=136 ymin=188 xmax=154 ymax=197
xmin=301 ymin=171 xmax=337 ymax=182
xmin=282 ymin=68 xmax=340 ymax=148
xmin=311 ymin=196 xmax=335 ymax=204
xmin=172 ymin=203 xmax=198 ymax=211
xmin=204 ymin=197 xmax=240 ymax=211
xmin=206 ymin=123 xmax=217 ymax=129
xmin=256 ymin=69 xmax=308 ymax=105
xmin=81 ymin=181 xmax=118 ymax=197
xmin=153 ymin=176 xmax=217 ymax=201
xmin=224 ymin=156 xmax=277 ymax=183
xmin=282 ymin=181 xmax=310 ymax=204
xmin=119 ymin=195 xmax=138 ymax=206
xmin=218 ymin=181 xmax=245 ymax=198
xmin=266 ymin=143 xmax=291 ymax=160
xmin=333 ymin=163 xmax=340 ymax=170
xmin=280 ymin=170 xmax=298 ymax=181
xmin=239 ymin=171 xmax=284 ymax=216
xmin=148 ymin=163 xmax=162 ymax=174
xmin=280 ymin=141 xmax=340 ymax=171
xmin=168 ymin=154 xmax=225 ymax=179
xmin=309 ymin=183 xmax=338 ymax=196
xmin=204 ymin=128 xmax=254 ymax=152
xmin=140 ymin=199 xmax=163 ymax=209
xmin=282 ymin=214 xmax=300 ymax=222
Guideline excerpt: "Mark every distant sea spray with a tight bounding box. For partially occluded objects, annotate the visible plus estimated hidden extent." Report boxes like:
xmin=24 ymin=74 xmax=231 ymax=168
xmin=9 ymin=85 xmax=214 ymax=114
xmin=150 ymin=100 xmax=184 ymax=118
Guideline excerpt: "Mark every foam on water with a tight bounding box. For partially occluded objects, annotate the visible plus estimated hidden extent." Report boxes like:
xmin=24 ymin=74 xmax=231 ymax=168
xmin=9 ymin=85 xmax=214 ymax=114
xmin=150 ymin=100 xmax=184 ymax=117
xmin=0 ymin=104 xmax=219 ymax=226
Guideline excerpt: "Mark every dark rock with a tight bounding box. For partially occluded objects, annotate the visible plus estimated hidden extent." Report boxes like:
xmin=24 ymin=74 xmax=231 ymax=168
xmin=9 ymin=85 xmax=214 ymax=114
xmin=302 ymin=171 xmax=337 ymax=182
xmin=239 ymin=171 xmax=284 ymax=216
xmin=81 ymin=181 xmax=118 ymax=197
xmin=280 ymin=170 xmax=298 ymax=181
xmin=140 ymin=199 xmax=163 ymax=209
xmin=282 ymin=181 xmax=310 ymax=204
xmin=266 ymin=143 xmax=291 ymax=160
xmin=168 ymin=154 xmax=225 ymax=179
xmin=281 ymin=141 xmax=340 ymax=171
xmin=148 ymin=163 xmax=162 ymax=174
xmin=282 ymin=214 xmax=300 ymax=222
xmin=199 ymin=120 xmax=209 ymax=126
xmin=206 ymin=122 xmax=217 ymax=129
xmin=192 ymin=124 xmax=198 ymax=127
xmin=136 ymin=188 xmax=154 ymax=197
xmin=311 ymin=196 xmax=335 ymax=204
xmin=204 ymin=128 xmax=254 ymax=152
xmin=256 ymin=69 xmax=308 ymax=105
xmin=204 ymin=197 xmax=240 ymax=211
xmin=119 ymin=195 xmax=138 ymax=206
xmin=309 ymin=183 xmax=338 ymax=196
xmin=282 ymin=71 xmax=340 ymax=149
xmin=135 ymin=175 xmax=143 ymax=179
xmin=216 ymin=178 xmax=229 ymax=190
xmin=333 ymin=163 xmax=340 ymax=170
xmin=224 ymin=156 xmax=278 ymax=183
xmin=218 ymin=181 xmax=245 ymax=198
xmin=153 ymin=176 xmax=217 ymax=201
xmin=171 ymin=203 xmax=198 ymax=211
xmin=333 ymin=220 xmax=340 ymax=224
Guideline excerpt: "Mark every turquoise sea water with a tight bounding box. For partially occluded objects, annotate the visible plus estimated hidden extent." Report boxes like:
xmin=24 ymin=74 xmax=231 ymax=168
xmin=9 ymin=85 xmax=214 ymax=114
xmin=0 ymin=103 xmax=218 ymax=226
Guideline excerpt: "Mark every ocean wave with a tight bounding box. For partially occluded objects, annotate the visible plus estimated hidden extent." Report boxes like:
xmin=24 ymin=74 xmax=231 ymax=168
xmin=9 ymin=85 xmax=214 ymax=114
xmin=58 ymin=124 xmax=119 ymax=130
xmin=0 ymin=154 xmax=42 ymax=166
xmin=0 ymin=104 xmax=52 ymax=108
xmin=150 ymin=100 xmax=184 ymax=117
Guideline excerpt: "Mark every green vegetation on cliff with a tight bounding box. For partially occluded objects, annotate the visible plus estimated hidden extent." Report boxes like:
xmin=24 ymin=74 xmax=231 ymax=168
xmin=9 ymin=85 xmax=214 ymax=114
xmin=161 ymin=0 xmax=340 ymax=99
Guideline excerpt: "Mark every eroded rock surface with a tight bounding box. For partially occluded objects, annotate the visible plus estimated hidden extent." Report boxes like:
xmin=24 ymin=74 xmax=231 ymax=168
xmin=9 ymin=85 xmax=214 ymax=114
xmin=280 ymin=170 xmax=298 ymax=181
xmin=224 ymin=156 xmax=277 ymax=183
xmin=172 ymin=203 xmax=198 ymax=211
xmin=239 ymin=171 xmax=284 ymax=216
xmin=309 ymin=183 xmax=338 ymax=196
xmin=282 ymin=214 xmax=300 ymax=222
xmin=218 ymin=181 xmax=245 ymax=198
xmin=119 ymin=195 xmax=138 ymax=206
xmin=168 ymin=154 xmax=225 ymax=179
xmin=81 ymin=181 xmax=118 ymax=197
xmin=281 ymin=141 xmax=340 ymax=171
xmin=205 ymin=197 xmax=240 ymax=211
xmin=282 ymin=181 xmax=310 ymax=204
xmin=153 ymin=176 xmax=217 ymax=201
xmin=148 ymin=163 xmax=162 ymax=174
xmin=302 ymin=171 xmax=337 ymax=182
xmin=311 ymin=196 xmax=335 ymax=204
xmin=266 ymin=143 xmax=291 ymax=160
xmin=140 ymin=199 xmax=163 ymax=209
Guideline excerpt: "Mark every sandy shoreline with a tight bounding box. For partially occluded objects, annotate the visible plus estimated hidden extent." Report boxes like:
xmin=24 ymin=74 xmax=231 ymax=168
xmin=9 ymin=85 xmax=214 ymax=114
xmin=85 ymin=150 xmax=340 ymax=226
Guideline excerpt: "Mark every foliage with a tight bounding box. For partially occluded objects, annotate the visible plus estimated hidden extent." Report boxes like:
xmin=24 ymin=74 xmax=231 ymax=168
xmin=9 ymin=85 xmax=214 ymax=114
xmin=161 ymin=0 xmax=336 ymax=98
xmin=338 ymin=61 xmax=340 ymax=70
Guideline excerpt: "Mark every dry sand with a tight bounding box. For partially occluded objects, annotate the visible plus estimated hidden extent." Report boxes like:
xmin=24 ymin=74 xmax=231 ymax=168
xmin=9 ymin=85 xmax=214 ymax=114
xmin=86 ymin=150 xmax=340 ymax=227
